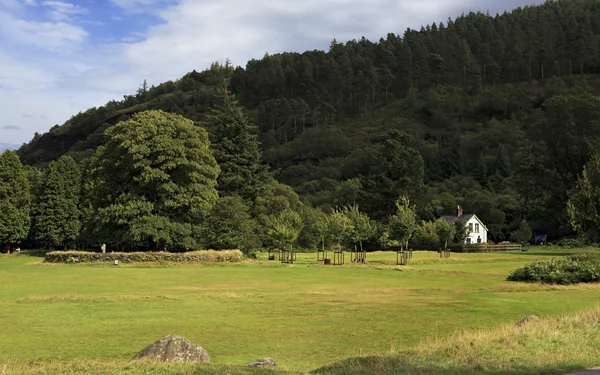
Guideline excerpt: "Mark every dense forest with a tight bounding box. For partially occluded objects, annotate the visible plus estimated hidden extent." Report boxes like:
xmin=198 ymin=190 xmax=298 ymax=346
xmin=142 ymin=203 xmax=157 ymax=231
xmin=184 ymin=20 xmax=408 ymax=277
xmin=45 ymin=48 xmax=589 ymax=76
xmin=8 ymin=0 xmax=600 ymax=251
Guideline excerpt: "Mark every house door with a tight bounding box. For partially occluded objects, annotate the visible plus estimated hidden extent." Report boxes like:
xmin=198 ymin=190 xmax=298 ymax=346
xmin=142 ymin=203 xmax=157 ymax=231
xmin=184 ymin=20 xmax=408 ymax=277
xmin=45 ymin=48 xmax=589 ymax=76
xmin=477 ymin=236 xmax=482 ymax=244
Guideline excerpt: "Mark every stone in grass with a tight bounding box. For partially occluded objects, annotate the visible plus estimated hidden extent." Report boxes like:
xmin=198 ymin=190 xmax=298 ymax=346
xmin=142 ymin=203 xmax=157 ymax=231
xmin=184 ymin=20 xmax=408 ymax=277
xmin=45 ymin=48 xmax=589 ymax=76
xmin=131 ymin=335 xmax=210 ymax=363
xmin=516 ymin=315 xmax=540 ymax=327
xmin=245 ymin=357 xmax=277 ymax=368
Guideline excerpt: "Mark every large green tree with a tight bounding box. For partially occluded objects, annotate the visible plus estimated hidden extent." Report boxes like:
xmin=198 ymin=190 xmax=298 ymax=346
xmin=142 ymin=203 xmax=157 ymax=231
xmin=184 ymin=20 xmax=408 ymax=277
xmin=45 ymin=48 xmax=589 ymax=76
xmin=201 ymin=195 xmax=260 ymax=253
xmin=87 ymin=110 xmax=220 ymax=251
xmin=209 ymin=89 xmax=270 ymax=201
xmin=567 ymin=153 xmax=600 ymax=242
xmin=362 ymin=130 xmax=425 ymax=218
xmin=0 ymin=151 xmax=30 ymax=246
xmin=31 ymin=155 xmax=81 ymax=248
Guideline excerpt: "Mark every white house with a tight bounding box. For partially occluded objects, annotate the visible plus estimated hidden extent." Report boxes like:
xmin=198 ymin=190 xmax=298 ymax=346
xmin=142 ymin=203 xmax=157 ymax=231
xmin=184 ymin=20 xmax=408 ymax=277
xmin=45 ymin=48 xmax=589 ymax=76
xmin=440 ymin=205 xmax=488 ymax=245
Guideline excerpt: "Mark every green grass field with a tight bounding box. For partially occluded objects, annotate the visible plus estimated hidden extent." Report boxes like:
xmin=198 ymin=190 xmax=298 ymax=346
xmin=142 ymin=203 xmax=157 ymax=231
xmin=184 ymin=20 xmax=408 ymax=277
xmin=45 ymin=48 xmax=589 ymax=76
xmin=1 ymin=248 xmax=599 ymax=374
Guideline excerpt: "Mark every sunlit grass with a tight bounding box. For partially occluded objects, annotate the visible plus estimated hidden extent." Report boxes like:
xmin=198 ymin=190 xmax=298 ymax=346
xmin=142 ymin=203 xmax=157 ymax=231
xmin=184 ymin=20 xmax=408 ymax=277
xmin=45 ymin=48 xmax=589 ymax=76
xmin=0 ymin=247 xmax=599 ymax=374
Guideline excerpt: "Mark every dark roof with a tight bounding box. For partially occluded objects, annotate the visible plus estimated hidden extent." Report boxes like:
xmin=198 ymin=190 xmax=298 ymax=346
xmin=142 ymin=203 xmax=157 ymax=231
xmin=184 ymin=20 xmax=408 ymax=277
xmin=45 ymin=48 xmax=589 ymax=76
xmin=439 ymin=214 xmax=475 ymax=224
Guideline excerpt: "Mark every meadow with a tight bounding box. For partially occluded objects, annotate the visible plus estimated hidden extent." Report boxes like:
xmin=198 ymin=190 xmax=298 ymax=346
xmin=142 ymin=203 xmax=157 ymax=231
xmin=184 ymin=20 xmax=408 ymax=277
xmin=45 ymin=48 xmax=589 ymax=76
xmin=1 ymin=248 xmax=599 ymax=374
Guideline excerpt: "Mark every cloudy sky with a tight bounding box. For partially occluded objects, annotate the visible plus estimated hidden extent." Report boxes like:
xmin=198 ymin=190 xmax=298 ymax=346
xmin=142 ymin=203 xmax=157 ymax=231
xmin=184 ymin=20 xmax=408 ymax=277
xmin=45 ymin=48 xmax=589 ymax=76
xmin=0 ymin=0 xmax=543 ymax=146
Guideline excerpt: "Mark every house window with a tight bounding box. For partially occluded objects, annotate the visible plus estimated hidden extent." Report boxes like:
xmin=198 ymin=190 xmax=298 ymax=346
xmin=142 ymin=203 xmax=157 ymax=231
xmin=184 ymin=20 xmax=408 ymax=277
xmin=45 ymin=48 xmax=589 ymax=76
xmin=477 ymin=236 xmax=482 ymax=244
xmin=475 ymin=223 xmax=480 ymax=233
xmin=468 ymin=223 xmax=473 ymax=233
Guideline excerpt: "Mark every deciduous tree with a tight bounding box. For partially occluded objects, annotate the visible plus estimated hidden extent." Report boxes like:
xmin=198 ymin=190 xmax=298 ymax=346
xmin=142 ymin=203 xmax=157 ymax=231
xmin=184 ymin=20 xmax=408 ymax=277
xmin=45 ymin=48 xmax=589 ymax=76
xmin=88 ymin=110 xmax=219 ymax=251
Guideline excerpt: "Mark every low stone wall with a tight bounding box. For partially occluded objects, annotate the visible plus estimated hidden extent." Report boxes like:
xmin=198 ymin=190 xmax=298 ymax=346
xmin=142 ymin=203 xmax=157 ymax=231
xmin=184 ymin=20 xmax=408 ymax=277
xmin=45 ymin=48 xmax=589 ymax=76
xmin=44 ymin=250 xmax=244 ymax=264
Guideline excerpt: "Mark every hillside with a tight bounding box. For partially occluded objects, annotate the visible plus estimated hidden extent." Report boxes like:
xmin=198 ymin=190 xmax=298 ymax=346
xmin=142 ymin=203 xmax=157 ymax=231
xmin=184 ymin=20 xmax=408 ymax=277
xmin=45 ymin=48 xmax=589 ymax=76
xmin=16 ymin=0 xmax=600 ymax=242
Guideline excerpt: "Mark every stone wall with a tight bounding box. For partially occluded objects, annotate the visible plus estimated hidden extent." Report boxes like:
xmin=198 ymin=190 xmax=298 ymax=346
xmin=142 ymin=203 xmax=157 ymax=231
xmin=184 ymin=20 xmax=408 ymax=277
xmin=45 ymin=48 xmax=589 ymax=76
xmin=44 ymin=250 xmax=244 ymax=263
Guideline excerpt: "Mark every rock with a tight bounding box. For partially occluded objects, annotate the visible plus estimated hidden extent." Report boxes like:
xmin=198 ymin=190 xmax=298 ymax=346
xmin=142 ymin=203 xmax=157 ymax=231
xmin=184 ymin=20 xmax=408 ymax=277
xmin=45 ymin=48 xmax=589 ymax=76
xmin=131 ymin=335 xmax=210 ymax=363
xmin=245 ymin=357 xmax=277 ymax=368
xmin=516 ymin=315 xmax=540 ymax=327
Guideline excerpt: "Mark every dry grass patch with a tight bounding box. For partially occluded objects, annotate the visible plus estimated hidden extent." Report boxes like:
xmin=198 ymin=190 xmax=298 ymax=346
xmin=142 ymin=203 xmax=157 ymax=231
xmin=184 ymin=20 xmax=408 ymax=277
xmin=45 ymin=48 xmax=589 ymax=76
xmin=315 ymin=307 xmax=600 ymax=375
xmin=484 ymin=282 xmax=600 ymax=293
xmin=17 ymin=294 xmax=177 ymax=304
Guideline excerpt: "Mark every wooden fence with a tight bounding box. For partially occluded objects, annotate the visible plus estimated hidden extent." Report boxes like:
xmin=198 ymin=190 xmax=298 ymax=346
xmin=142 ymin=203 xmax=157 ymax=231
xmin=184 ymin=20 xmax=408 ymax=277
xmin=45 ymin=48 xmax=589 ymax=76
xmin=457 ymin=244 xmax=527 ymax=253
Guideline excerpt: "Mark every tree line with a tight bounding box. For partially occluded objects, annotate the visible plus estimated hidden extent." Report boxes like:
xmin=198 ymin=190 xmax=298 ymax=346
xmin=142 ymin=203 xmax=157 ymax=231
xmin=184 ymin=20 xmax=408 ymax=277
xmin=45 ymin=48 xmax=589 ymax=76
xmin=12 ymin=0 xmax=600 ymax=245
xmin=1 ymin=91 xmax=542 ymax=252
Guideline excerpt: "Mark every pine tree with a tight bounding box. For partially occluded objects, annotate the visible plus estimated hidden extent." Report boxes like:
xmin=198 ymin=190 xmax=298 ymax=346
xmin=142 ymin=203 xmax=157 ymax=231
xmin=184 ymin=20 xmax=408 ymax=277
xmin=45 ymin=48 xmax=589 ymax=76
xmin=0 ymin=151 xmax=31 ymax=247
xmin=32 ymin=156 xmax=81 ymax=248
xmin=209 ymin=89 xmax=270 ymax=201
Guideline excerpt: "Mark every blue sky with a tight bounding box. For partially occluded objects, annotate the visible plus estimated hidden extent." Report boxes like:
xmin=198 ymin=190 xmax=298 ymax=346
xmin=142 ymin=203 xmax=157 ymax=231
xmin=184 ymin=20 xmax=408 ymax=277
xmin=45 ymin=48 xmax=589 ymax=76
xmin=0 ymin=0 xmax=543 ymax=146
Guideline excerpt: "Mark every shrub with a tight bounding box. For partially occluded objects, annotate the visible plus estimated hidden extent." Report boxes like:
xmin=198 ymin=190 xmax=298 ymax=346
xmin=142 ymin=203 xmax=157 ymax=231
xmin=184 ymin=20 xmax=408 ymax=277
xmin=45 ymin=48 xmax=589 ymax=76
xmin=554 ymin=238 xmax=589 ymax=248
xmin=507 ymin=253 xmax=600 ymax=284
xmin=44 ymin=250 xmax=244 ymax=264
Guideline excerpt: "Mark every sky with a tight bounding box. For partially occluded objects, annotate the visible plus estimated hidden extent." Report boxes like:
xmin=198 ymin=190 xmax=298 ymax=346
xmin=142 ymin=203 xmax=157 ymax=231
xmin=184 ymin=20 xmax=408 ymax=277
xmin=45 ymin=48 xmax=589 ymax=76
xmin=0 ymin=0 xmax=544 ymax=147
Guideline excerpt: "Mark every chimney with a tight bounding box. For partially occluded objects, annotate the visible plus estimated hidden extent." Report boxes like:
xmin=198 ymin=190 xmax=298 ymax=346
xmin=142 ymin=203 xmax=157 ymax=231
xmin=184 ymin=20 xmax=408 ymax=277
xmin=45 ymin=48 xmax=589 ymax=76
xmin=457 ymin=205 xmax=463 ymax=217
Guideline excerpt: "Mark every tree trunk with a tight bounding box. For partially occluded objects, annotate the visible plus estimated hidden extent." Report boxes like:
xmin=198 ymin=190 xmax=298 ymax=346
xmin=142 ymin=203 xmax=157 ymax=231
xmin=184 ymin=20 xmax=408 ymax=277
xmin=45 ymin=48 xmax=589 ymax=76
xmin=541 ymin=63 xmax=545 ymax=81
xmin=294 ymin=116 xmax=298 ymax=135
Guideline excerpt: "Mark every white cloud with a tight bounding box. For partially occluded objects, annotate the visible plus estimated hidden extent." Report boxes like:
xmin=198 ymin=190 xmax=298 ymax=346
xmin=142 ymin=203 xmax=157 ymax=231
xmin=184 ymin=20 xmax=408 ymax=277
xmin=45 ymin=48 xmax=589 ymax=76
xmin=0 ymin=13 xmax=87 ymax=51
xmin=42 ymin=1 xmax=88 ymax=21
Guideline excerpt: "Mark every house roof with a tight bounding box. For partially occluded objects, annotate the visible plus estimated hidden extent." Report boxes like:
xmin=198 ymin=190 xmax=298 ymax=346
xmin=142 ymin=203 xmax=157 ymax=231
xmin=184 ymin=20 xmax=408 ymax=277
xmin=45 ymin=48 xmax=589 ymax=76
xmin=440 ymin=214 xmax=489 ymax=231
xmin=439 ymin=214 xmax=476 ymax=224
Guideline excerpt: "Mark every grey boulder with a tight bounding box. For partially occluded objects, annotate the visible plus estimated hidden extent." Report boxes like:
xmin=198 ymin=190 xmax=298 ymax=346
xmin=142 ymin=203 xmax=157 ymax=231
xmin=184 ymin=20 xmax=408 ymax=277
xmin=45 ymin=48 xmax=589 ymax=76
xmin=246 ymin=357 xmax=277 ymax=368
xmin=131 ymin=335 xmax=210 ymax=363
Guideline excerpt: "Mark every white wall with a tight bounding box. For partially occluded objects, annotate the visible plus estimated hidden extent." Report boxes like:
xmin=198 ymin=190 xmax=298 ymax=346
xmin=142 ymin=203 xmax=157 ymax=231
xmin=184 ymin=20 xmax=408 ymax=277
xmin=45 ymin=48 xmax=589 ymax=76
xmin=464 ymin=216 xmax=487 ymax=244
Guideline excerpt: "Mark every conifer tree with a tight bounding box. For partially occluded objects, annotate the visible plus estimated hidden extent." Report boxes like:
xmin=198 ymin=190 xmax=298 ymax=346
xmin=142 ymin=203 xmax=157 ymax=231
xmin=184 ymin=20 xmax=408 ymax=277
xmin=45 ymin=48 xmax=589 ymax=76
xmin=32 ymin=155 xmax=81 ymax=248
xmin=0 ymin=151 xmax=30 ymax=247
xmin=209 ymin=89 xmax=270 ymax=201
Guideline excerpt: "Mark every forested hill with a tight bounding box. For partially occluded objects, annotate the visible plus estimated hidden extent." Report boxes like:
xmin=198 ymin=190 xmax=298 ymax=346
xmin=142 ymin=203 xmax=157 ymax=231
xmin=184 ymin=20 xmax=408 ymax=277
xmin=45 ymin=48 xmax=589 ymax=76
xmin=17 ymin=0 xmax=600 ymax=242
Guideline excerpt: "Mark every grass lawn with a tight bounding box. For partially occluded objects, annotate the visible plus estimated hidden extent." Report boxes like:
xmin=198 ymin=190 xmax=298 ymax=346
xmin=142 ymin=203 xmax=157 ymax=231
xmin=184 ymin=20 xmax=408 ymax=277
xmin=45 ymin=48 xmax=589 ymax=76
xmin=0 ymin=247 xmax=599 ymax=374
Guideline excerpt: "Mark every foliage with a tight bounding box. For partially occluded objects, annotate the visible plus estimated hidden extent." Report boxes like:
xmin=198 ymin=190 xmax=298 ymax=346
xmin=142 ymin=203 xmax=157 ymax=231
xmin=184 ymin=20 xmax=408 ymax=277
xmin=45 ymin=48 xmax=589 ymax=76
xmin=435 ymin=219 xmax=456 ymax=249
xmin=567 ymin=153 xmax=600 ymax=242
xmin=264 ymin=208 xmax=304 ymax=249
xmin=388 ymin=197 xmax=417 ymax=249
xmin=0 ymin=150 xmax=30 ymax=245
xmin=413 ymin=221 xmax=440 ymax=247
xmin=297 ymin=205 xmax=327 ymax=249
xmin=201 ymin=196 xmax=260 ymax=253
xmin=326 ymin=209 xmax=354 ymax=250
xmin=208 ymin=89 xmax=270 ymax=201
xmin=554 ymin=238 xmax=589 ymax=248
xmin=342 ymin=205 xmax=374 ymax=251
xmin=31 ymin=156 xmax=81 ymax=248
xmin=360 ymin=131 xmax=425 ymax=218
xmin=507 ymin=253 xmax=600 ymax=285
xmin=86 ymin=110 xmax=219 ymax=251
xmin=510 ymin=219 xmax=533 ymax=244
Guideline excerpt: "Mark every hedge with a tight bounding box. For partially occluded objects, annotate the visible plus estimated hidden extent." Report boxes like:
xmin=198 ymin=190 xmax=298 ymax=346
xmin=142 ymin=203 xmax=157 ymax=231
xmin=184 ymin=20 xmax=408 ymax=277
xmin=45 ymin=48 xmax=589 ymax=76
xmin=507 ymin=253 xmax=600 ymax=284
xmin=44 ymin=250 xmax=244 ymax=264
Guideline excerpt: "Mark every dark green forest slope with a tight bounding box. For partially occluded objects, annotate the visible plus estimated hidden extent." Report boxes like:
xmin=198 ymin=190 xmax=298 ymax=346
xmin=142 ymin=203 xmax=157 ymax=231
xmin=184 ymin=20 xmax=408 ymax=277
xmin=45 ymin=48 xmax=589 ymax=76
xmin=17 ymin=0 xmax=600 ymax=242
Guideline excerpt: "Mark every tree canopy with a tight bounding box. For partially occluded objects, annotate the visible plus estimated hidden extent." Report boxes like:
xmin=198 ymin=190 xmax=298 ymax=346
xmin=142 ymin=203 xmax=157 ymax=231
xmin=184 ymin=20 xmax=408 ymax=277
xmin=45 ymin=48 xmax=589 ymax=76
xmin=86 ymin=110 xmax=220 ymax=251
xmin=0 ymin=151 xmax=30 ymax=246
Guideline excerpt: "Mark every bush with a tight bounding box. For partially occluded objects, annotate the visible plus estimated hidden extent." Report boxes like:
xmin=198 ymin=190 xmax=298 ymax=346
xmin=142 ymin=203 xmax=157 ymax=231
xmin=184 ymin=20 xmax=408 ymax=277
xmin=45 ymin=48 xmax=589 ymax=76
xmin=554 ymin=238 xmax=589 ymax=248
xmin=507 ymin=253 xmax=600 ymax=284
xmin=44 ymin=250 xmax=244 ymax=264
